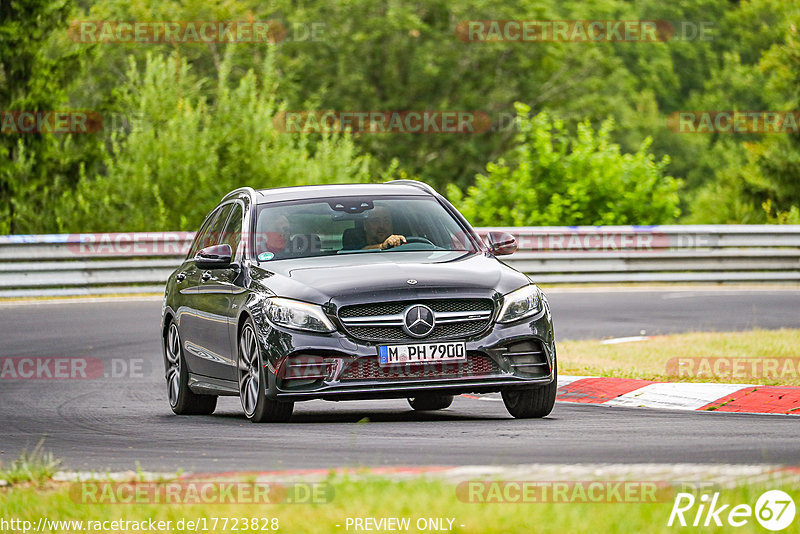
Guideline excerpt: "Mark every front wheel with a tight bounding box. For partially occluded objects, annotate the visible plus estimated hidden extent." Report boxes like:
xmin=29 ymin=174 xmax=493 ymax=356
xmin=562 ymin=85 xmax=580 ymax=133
xmin=408 ymin=394 xmax=454 ymax=411
xmin=164 ymin=321 xmax=217 ymax=415
xmin=501 ymin=356 xmax=557 ymax=419
xmin=238 ymin=318 xmax=294 ymax=423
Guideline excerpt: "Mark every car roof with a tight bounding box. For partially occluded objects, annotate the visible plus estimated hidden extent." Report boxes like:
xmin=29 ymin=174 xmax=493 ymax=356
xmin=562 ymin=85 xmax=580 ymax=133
xmin=253 ymin=183 xmax=432 ymax=205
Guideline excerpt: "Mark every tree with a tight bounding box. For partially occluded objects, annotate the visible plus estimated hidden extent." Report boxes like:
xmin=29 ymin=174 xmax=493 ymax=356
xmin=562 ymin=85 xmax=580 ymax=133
xmin=54 ymin=51 xmax=385 ymax=231
xmin=686 ymin=11 xmax=800 ymax=223
xmin=0 ymin=0 xmax=103 ymax=233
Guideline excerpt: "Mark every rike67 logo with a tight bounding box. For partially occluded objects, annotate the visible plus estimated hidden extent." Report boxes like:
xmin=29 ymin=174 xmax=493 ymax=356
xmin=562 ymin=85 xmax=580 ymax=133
xmin=669 ymin=490 xmax=795 ymax=531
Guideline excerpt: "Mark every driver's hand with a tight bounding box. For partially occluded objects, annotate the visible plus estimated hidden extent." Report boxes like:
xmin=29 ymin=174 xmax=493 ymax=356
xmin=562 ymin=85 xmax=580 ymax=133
xmin=380 ymin=235 xmax=407 ymax=250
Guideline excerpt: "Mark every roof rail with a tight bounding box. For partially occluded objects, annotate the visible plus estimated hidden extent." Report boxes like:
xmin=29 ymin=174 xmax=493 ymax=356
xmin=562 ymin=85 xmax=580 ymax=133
xmin=221 ymin=187 xmax=257 ymax=202
xmin=384 ymin=179 xmax=438 ymax=195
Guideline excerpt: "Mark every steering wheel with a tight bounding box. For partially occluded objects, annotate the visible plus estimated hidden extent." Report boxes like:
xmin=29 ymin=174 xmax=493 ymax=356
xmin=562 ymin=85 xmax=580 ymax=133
xmin=401 ymin=236 xmax=435 ymax=246
xmin=388 ymin=236 xmax=438 ymax=250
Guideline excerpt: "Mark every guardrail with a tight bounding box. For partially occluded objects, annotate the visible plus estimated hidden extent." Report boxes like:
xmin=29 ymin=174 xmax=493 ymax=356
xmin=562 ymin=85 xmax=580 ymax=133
xmin=0 ymin=225 xmax=798 ymax=297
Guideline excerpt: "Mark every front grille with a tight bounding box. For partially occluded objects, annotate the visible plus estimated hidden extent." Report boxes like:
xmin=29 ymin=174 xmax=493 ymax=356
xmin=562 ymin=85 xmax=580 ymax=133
xmin=339 ymin=299 xmax=492 ymax=317
xmin=339 ymin=353 xmax=498 ymax=381
xmin=338 ymin=298 xmax=494 ymax=342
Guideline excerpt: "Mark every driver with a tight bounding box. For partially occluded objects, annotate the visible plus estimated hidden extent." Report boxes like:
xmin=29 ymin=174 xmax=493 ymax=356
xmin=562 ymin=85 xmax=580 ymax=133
xmin=362 ymin=206 xmax=407 ymax=250
xmin=256 ymin=213 xmax=292 ymax=256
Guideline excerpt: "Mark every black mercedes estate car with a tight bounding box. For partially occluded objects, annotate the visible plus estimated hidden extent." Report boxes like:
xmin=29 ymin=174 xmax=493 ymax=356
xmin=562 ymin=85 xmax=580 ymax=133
xmin=161 ymin=180 xmax=556 ymax=422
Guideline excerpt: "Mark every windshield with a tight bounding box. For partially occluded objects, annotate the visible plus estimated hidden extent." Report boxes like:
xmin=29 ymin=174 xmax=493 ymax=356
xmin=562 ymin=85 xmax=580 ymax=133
xmin=252 ymin=195 xmax=477 ymax=261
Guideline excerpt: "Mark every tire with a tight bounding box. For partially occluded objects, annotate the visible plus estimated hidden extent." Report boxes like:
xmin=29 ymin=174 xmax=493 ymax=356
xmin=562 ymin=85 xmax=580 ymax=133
xmin=408 ymin=394 xmax=454 ymax=411
xmin=164 ymin=320 xmax=217 ymax=415
xmin=238 ymin=318 xmax=294 ymax=423
xmin=501 ymin=355 xmax=557 ymax=419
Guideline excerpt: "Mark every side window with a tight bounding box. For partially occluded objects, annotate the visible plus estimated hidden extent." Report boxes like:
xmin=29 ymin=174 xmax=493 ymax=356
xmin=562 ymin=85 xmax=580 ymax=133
xmin=221 ymin=203 xmax=243 ymax=258
xmin=204 ymin=203 xmax=233 ymax=249
xmin=187 ymin=208 xmax=221 ymax=258
xmin=187 ymin=204 xmax=233 ymax=259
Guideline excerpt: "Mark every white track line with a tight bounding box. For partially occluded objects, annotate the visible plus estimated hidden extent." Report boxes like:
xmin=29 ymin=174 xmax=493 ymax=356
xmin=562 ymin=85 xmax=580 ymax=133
xmin=600 ymin=336 xmax=650 ymax=345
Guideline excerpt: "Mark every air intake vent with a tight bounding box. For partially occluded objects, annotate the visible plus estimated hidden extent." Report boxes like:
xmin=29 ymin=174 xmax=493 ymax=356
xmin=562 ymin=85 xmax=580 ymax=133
xmin=504 ymin=339 xmax=549 ymax=375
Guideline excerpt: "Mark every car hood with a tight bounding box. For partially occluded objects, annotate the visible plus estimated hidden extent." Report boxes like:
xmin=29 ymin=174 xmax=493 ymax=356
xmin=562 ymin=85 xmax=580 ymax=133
xmin=249 ymin=250 xmax=530 ymax=305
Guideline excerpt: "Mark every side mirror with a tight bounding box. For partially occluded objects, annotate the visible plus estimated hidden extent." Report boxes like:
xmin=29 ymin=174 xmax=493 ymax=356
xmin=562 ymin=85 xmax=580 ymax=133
xmin=486 ymin=231 xmax=517 ymax=256
xmin=195 ymin=244 xmax=233 ymax=270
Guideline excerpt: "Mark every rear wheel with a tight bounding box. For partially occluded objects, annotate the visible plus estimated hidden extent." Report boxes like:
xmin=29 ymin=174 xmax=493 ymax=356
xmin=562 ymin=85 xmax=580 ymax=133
xmin=165 ymin=321 xmax=217 ymax=415
xmin=238 ymin=319 xmax=294 ymax=423
xmin=408 ymin=394 xmax=454 ymax=411
xmin=502 ymin=356 xmax=557 ymax=419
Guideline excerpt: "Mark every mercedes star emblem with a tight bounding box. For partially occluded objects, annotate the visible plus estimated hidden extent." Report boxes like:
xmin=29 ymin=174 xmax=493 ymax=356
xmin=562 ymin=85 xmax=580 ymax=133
xmin=403 ymin=304 xmax=435 ymax=338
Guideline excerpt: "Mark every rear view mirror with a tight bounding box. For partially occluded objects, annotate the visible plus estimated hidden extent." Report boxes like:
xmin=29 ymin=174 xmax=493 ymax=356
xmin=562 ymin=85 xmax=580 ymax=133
xmin=195 ymin=244 xmax=233 ymax=269
xmin=486 ymin=231 xmax=517 ymax=256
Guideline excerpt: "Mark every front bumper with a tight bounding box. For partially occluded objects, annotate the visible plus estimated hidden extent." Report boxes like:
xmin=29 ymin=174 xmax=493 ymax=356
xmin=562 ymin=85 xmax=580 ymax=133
xmin=253 ymin=306 xmax=556 ymax=402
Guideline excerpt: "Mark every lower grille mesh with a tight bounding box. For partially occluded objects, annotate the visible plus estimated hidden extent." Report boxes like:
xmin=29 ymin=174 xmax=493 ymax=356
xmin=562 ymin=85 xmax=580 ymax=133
xmin=339 ymin=353 xmax=498 ymax=381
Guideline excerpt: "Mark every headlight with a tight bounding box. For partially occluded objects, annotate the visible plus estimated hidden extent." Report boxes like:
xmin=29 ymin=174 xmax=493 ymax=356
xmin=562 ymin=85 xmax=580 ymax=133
xmin=266 ymin=298 xmax=336 ymax=333
xmin=497 ymin=284 xmax=542 ymax=323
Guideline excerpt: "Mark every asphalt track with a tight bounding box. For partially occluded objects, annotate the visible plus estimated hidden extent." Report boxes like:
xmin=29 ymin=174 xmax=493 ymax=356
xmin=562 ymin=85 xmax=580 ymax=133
xmin=1 ymin=288 xmax=799 ymax=471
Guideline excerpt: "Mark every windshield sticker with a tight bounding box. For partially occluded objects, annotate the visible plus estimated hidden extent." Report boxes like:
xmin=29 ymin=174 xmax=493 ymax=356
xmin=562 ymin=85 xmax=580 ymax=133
xmin=258 ymin=252 xmax=275 ymax=261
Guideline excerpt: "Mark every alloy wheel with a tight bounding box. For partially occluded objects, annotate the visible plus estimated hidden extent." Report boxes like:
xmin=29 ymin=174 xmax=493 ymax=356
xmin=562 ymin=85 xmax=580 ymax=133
xmin=238 ymin=324 xmax=261 ymax=417
xmin=165 ymin=323 xmax=181 ymax=408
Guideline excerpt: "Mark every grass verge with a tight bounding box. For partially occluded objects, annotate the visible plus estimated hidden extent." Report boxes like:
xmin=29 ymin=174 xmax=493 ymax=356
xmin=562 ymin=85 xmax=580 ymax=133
xmin=1 ymin=475 xmax=798 ymax=533
xmin=0 ymin=440 xmax=61 ymax=487
xmin=559 ymin=328 xmax=800 ymax=386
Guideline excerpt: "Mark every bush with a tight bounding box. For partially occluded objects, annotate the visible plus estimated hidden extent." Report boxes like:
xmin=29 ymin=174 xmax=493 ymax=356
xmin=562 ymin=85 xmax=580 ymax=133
xmin=447 ymin=104 xmax=681 ymax=226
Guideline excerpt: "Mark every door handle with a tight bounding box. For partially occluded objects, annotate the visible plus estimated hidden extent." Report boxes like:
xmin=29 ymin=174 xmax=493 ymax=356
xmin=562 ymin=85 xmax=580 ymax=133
xmin=201 ymin=271 xmax=212 ymax=282
xmin=176 ymin=272 xmax=186 ymax=282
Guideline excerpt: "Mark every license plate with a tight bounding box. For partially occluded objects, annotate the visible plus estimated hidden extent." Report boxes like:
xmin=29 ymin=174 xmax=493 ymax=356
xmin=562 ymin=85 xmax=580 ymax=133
xmin=377 ymin=342 xmax=466 ymax=365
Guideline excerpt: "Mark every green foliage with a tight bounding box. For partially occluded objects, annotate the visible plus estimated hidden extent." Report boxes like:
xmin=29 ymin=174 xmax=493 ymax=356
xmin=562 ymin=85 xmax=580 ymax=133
xmin=0 ymin=440 xmax=60 ymax=486
xmin=74 ymin=0 xmax=655 ymax=193
xmin=448 ymin=105 xmax=681 ymax=226
xmin=271 ymin=0 xmax=657 ymax=193
xmin=686 ymin=9 xmax=800 ymax=223
xmin=3 ymin=0 xmax=800 ymax=232
xmin=764 ymin=200 xmax=800 ymax=224
xmin=0 ymin=0 xmax=104 ymax=234
xmin=55 ymin=51 xmax=378 ymax=232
